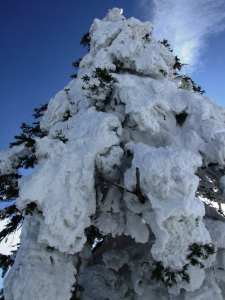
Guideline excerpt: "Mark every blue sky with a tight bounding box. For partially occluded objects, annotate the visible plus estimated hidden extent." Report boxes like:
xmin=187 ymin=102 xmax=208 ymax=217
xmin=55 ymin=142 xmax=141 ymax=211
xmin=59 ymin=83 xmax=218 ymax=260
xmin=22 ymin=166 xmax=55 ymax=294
xmin=0 ymin=0 xmax=225 ymax=153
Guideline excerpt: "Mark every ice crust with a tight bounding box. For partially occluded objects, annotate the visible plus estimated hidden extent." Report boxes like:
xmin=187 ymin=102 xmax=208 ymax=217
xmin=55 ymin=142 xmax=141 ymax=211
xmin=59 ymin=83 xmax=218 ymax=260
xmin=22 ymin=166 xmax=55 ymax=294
xmin=1 ymin=7 xmax=225 ymax=300
xmin=3 ymin=217 xmax=76 ymax=300
xmin=124 ymin=143 xmax=211 ymax=273
xmin=17 ymin=108 xmax=122 ymax=254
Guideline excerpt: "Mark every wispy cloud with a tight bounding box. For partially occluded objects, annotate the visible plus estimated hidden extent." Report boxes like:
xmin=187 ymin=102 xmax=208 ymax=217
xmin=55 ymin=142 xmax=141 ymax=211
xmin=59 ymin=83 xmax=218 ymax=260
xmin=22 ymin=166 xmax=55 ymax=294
xmin=139 ymin=0 xmax=225 ymax=72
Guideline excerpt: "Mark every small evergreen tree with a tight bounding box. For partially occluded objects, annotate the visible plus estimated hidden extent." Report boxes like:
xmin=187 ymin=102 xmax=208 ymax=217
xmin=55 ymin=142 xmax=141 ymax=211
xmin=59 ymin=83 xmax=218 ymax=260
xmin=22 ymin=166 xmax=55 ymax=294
xmin=79 ymin=32 xmax=91 ymax=52
xmin=0 ymin=103 xmax=48 ymax=280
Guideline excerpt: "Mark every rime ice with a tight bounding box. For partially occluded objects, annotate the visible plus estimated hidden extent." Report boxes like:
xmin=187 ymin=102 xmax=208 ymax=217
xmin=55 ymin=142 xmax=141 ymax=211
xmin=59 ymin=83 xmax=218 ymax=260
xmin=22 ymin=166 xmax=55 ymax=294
xmin=1 ymin=7 xmax=225 ymax=300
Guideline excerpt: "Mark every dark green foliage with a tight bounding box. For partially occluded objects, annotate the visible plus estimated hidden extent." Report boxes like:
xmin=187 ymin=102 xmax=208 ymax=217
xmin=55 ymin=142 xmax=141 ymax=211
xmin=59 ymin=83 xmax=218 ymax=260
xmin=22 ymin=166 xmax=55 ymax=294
xmin=0 ymin=174 xmax=21 ymax=202
xmin=9 ymin=123 xmax=41 ymax=170
xmin=164 ymin=268 xmax=178 ymax=287
xmin=70 ymin=283 xmax=84 ymax=300
xmin=151 ymin=261 xmax=190 ymax=288
xmin=0 ymin=253 xmax=14 ymax=278
xmin=193 ymin=85 xmax=205 ymax=94
xmin=70 ymin=291 xmax=80 ymax=300
xmin=0 ymin=214 xmax=23 ymax=242
xmin=0 ymin=103 xmax=47 ymax=244
xmin=19 ymin=122 xmax=44 ymax=139
xmin=0 ymin=203 xmax=23 ymax=243
xmin=195 ymin=218 xmax=199 ymax=227
xmin=196 ymin=164 xmax=223 ymax=210
xmin=159 ymin=39 xmax=187 ymax=76
xmin=0 ymin=108 xmax=46 ymax=267
xmin=70 ymin=74 xmax=77 ymax=79
xmin=159 ymin=39 xmax=173 ymax=52
xmin=32 ymin=103 xmax=48 ymax=119
xmin=20 ymin=154 xmax=37 ymax=169
xmin=0 ymin=243 xmax=19 ymax=283
xmin=182 ymin=76 xmax=205 ymax=94
xmin=113 ymin=58 xmax=124 ymax=73
xmin=152 ymin=243 xmax=215 ymax=287
xmin=135 ymin=167 xmax=146 ymax=204
xmin=143 ymin=33 xmax=151 ymax=41
xmin=82 ymin=75 xmax=90 ymax=83
xmin=151 ymin=261 xmax=164 ymax=282
xmin=151 ymin=262 xmax=178 ymax=288
xmin=23 ymin=202 xmax=37 ymax=216
xmin=9 ymin=113 xmax=47 ymax=172
xmin=80 ymin=32 xmax=91 ymax=52
xmin=173 ymin=56 xmax=186 ymax=75
xmin=0 ymin=204 xmax=19 ymax=220
xmin=158 ymin=39 xmax=188 ymax=76
xmin=88 ymin=84 xmax=98 ymax=92
xmin=187 ymin=243 xmax=203 ymax=259
xmin=159 ymin=69 xmax=167 ymax=77
xmin=46 ymin=246 xmax=57 ymax=252
xmin=82 ymin=68 xmax=116 ymax=108
xmin=70 ymin=32 xmax=90 ymax=78
xmin=93 ymin=67 xmax=115 ymax=84
xmin=10 ymin=121 xmax=45 ymax=148
xmin=187 ymin=243 xmax=215 ymax=268
xmin=8 ymin=104 xmax=47 ymax=183
xmin=203 ymin=244 xmax=216 ymax=257
xmin=63 ymin=110 xmax=72 ymax=122
xmin=0 ymin=288 xmax=4 ymax=300
xmin=189 ymin=257 xmax=204 ymax=268
xmin=83 ymin=83 xmax=95 ymax=92
xmin=0 ymin=203 xmax=22 ymax=252
xmin=72 ymin=58 xmax=82 ymax=69
xmin=53 ymin=131 xmax=69 ymax=144
xmin=178 ymin=264 xmax=190 ymax=284
xmin=10 ymin=133 xmax=35 ymax=148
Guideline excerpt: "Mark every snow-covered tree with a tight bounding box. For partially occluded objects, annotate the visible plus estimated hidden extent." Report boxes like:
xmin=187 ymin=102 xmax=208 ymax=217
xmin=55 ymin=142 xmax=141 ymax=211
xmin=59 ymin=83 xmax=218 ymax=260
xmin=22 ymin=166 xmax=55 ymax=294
xmin=1 ymin=7 xmax=225 ymax=300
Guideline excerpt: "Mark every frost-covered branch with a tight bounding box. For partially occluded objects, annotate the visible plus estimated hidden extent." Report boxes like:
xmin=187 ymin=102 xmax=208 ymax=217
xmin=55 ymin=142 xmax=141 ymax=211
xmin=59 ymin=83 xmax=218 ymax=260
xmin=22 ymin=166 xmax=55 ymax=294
xmin=1 ymin=7 xmax=225 ymax=300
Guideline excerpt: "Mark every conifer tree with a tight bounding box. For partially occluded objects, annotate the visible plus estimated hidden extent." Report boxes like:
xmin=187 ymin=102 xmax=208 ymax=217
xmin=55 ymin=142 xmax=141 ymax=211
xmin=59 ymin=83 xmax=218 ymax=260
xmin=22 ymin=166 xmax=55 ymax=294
xmin=1 ymin=8 xmax=225 ymax=300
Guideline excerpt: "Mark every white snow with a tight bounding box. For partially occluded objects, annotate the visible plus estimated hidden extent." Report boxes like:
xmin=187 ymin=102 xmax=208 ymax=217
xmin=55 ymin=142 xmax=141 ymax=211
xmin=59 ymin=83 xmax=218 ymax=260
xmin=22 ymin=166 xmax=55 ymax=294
xmin=17 ymin=108 xmax=122 ymax=254
xmin=124 ymin=143 xmax=211 ymax=275
xmin=0 ymin=144 xmax=27 ymax=175
xmin=1 ymin=7 xmax=225 ymax=300
xmin=3 ymin=217 xmax=76 ymax=300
